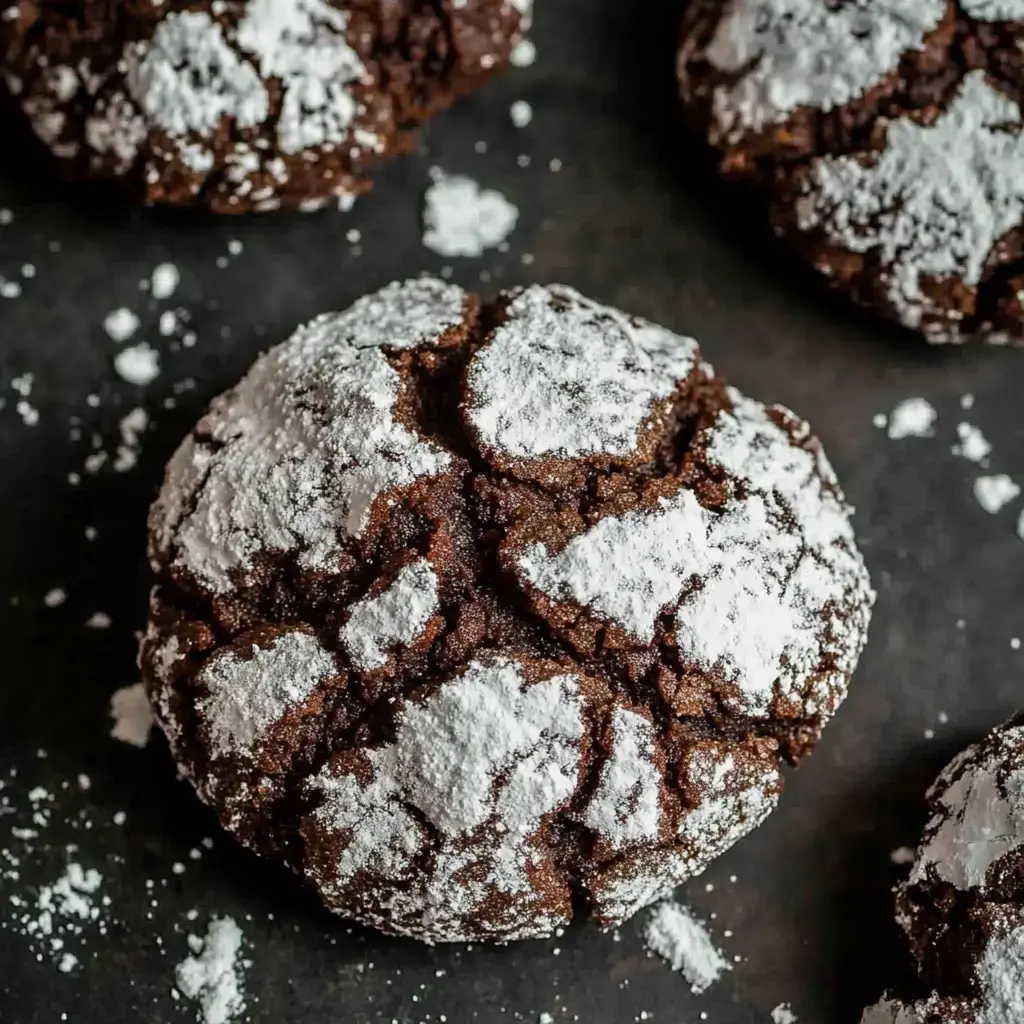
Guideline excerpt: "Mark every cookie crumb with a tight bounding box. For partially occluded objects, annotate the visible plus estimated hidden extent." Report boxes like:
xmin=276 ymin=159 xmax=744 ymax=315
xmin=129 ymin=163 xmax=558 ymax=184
xmin=643 ymin=900 xmax=729 ymax=994
xmin=887 ymin=397 xmax=936 ymax=439
xmin=103 ymin=308 xmax=140 ymax=343
xmin=109 ymin=684 xmax=153 ymax=748
xmin=973 ymin=474 xmax=1019 ymax=513
xmin=422 ymin=171 xmax=519 ymax=257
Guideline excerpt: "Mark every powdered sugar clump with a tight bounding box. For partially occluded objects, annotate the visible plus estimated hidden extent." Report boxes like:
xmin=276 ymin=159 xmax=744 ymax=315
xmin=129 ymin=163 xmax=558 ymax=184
xmin=466 ymin=284 xmax=698 ymax=464
xmin=175 ymin=916 xmax=249 ymax=1024
xmin=341 ymin=559 xmax=439 ymax=670
xmin=197 ymin=630 xmax=337 ymax=757
xmin=149 ymin=280 xmax=458 ymax=592
xmin=797 ymin=72 xmax=1024 ymax=337
xmin=702 ymin=0 xmax=945 ymax=141
xmin=974 ymin=474 xmax=1020 ymax=513
xmin=886 ymin=397 xmax=936 ymax=439
xmin=109 ymin=683 xmax=154 ymax=748
xmin=954 ymin=421 xmax=993 ymax=465
xmin=772 ymin=1004 xmax=798 ymax=1024
xmin=114 ymin=343 xmax=160 ymax=386
xmin=422 ymin=172 xmax=519 ymax=257
xmin=103 ymin=307 xmax=140 ymax=343
xmin=643 ymin=900 xmax=729 ymax=994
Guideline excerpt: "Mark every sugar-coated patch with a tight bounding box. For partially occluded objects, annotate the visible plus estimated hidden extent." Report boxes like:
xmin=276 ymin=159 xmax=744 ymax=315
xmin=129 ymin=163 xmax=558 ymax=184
xmin=582 ymin=708 xmax=662 ymax=851
xmin=197 ymin=630 xmax=337 ymax=757
xmin=703 ymin=0 xmax=945 ymax=141
xmin=422 ymin=172 xmax=519 ymax=257
xmin=797 ymin=72 xmax=1024 ymax=335
xmin=341 ymin=559 xmax=439 ymax=670
xmin=643 ymin=900 xmax=729 ymax=994
xmin=308 ymin=657 xmax=583 ymax=939
xmin=973 ymin=919 xmax=1024 ymax=1024
xmin=149 ymin=281 xmax=456 ymax=592
xmin=466 ymin=284 xmax=698 ymax=463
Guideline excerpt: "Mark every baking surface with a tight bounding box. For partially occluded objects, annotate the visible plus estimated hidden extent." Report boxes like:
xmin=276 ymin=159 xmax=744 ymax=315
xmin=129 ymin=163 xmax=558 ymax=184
xmin=1 ymin=2 xmax=1022 ymax=1022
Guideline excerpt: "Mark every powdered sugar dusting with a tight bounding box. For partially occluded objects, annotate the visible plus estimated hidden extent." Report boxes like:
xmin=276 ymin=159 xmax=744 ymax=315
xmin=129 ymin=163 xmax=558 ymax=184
xmin=703 ymin=0 xmax=944 ymax=141
xmin=974 ymin=919 xmax=1024 ymax=1024
xmin=197 ymin=630 xmax=337 ymax=757
xmin=643 ymin=900 xmax=729 ymax=994
xmin=466 ymin=284 xmax=698 ymax=463
xmin=797 ymin=72 xmax=1024 ymax=336
xmin=175 ymin=916 xmax=249 ymax=1024
xmin=583 ymin=708 xmax=661 ymax=851
xmin=341 ymin=559 xmax=439 ymax=670
xmin=422 ymin=172 xmax=519 ymax=257
xmin=150 ymin=282 xmax=456 ymax=591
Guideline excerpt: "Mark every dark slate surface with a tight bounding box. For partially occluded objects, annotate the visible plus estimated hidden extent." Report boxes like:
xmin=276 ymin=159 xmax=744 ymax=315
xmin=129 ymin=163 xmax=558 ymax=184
xmin=2 ymin=2 xmax=1022 ymax=1022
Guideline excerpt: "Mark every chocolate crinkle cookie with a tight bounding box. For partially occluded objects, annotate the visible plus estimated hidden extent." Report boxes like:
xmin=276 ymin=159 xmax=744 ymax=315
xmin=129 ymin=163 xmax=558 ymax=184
xmin=0 ymin=0 xmax=527 ymax=212
xmin=862 ymin=717 xmax=1024 ymax=1023
xmin=678 ymin=0 xmax=1024 ymax=344
xmin=141 ymin=278 xmax=874 ymax=943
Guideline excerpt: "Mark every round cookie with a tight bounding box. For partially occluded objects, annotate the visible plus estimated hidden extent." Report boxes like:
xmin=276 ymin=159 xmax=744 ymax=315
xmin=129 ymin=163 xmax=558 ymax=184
xmin=678 ymin=0 xmax=1024 ymax=343
xmin=861 ymin=717 xmax=1024 ymax=1022
xmin=141 ymin=277 xmax=874 ymax=943
xmin=0 ymin=0 xmax=526 ymax=212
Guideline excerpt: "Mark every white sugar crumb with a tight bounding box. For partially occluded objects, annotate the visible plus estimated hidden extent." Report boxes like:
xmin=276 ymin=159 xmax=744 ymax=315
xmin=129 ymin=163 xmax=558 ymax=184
xmin=151 ymin=262 xmax=180 ymax=300
xmin=422 ymin=171 xmax=518 ymax=257
xmin=974 ymin=474 xmax=1019 ymax=514
xmin=103 ymin=307 xmax=140 ymax=343
xmin=109 ymin=683 xmax=154 ymax=748
xmin=510 ymin=100 xmax=533 ymax=127
xmin=43 ymin=588 xmax=66 ymax=608
xmin=175 ymin=917 xmax=248 ymax=1024
xmin=341 ymin=559 xmax=439 ymax=670
xmin=953 ymin=422 xmax=992 ymax=465
xmin=114 ymin=343 xmax=161 ymax=386
xmin=643 ymin=900 xmax=729 ymax=994
xmin=511 ymin=38 xmax=537 ymax=67
xmin=890 ymin=846 xmax=916 ymax=865
xmin=114 ymin=406 xmax=150 ymax=472
xmin=886 ymin=397 xmax=936 ymax=439
xmin=538 ymin=1015 xmax=554 ymax=1024
xmin=771 ymin=1005 xmax=798 ymax=1024
xmin=704 ymin=0 xmax=944 ymax=140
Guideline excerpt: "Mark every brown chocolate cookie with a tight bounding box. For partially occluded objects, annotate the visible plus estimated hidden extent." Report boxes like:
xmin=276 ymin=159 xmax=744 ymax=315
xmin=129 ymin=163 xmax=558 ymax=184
xmin=0 ymin=0 xmax=525 ymax=212
xmin=678 ymin=0 xmax=1024 ymax=343
xmin=861 ymin=717 xmax=1024 ymax=1022
xmin=141 ymin=278 xmax=874 ymax=943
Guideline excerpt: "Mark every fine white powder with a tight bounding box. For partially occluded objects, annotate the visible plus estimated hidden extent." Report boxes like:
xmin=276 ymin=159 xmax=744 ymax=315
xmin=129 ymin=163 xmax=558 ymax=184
xmin=643 ymin=900 xmax=729 ymax=994
xmin=583 ymin=708 xmax=661 ymax=851
xmin=798 ymin=73 xmax=1024 ymax=335
xmin=954 ymin=422 xmax=992 ymax=465
xmin=149 ymin=280 xmax=459 ymax=592
xmin=197 ymin=630 xmax=337 ymax=757
xmin=466 ymin=284 xmax=698 ymax=463
xmin=114 ymin=343 xmax=161 ymax=386
xmin=974 ymin=475 xmax=1020 ymax=514
xmin=109 ymin=683 xmax=154 ymax=748
xmin=175 ymin=917 xmax=248 ymax=1024
xmin=151 ymin=262 xmax=180 ymax=300
xmin=103 ymin=307 xmax=140 ymax=343
xmin=886 ymin=397 xmax=936 ymax=439
xmin=341 ymin=559 xmax=439 ymax=670
xmin=422 ymin=172 xmax=519 ymax=257
xmin=703 ymin=0 xmax=944 ymax=141
xmin=772 ymin=1004 xmax=798 ymax=1024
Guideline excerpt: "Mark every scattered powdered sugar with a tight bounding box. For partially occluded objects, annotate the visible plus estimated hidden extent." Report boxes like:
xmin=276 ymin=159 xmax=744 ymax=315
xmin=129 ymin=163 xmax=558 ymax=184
xmin=466 ymin=284 xmax=698 ymax=463
xmin=912 ymin=726 xmax=1024 ymax=890
xmin=341 ymin=559 xmax=439 ymax=670
xmin=310 ymin=657 xmax=583 ymax=938
xmin=583 ymin=708 xmax=661 ymax=851
xmin=890 ymin=846 xmax=916 ymax=865
xmin=772 ymin=1004 xmax=798 ymax=1024
xmin=175 ymin=916 xmax=249 ymax=1024
xmin=702 ymin=0 xmax=944 ymax=141
xmin=422 ymin=171 xmax=519 ymax=257
xmin=149 ymin=281 xmax=456 ymax=592
xmin=954 ymin=421 xmax=993 ymax=465
xmin=114 ymin=343 xmax=161 ymax=386
xmin=643 ymin=900 xmax=729 ymax=994
xmin=797 ymin=72 xmax=1024 ymax=336
xmin=974 ymin=474 xmax=1020 ymax=514
xmin=196 ymin=630 xmax=337 ymax=757
xmin=109 ymin=683 xmax=154 ymax=748
xmin=510 ymin=100 xmax=533 ymax=127
xmin=114 ymin=407 xmax=150 ymax=472
xmin=151 ymin=263 xmax=180 ymax=301
xmin=886 ymin=397 xmax=936 ymax=439
xmin=103 ymin=307 xmax=140 ymax=343
xmin=43 ymin=587 xmax=66 ymax=608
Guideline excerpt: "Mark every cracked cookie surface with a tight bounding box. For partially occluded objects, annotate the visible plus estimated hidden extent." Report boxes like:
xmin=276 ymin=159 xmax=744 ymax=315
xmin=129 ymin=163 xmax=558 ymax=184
xmin=0 ymin=0 xmax=524 ymax=212
xmin=861 ymin=716 xmax=1024 ymax=1022
xmin=678 ymin=0 xmax=1024 ymax=343
xmin=141 ymin=278 xmax=874 ymax=943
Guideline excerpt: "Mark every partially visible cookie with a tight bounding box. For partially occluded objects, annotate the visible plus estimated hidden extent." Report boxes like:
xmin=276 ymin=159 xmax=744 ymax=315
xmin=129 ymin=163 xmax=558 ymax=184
xmin=678 ymin=0 xmax=1024 ymax=343
xmin=861 ymin=717 xmax=1024 ymax=1021
xmin=0 ymin=0 xmax=526 ymax=212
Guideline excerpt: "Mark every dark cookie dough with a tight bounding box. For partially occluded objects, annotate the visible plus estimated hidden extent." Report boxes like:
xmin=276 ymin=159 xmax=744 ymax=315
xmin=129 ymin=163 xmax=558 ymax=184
xmin=0 ymin=0 xmax=525 ymax=212
xmin=861 ymin=716 xmax=1024 ymax=1023
xmin=678 ymin=0 xmax=1024 ymax=343
xmin=140 ymin=278 xmax=874 ymax=943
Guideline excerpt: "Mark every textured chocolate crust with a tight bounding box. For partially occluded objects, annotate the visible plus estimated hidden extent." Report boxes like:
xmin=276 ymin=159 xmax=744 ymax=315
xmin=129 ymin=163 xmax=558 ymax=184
xmin=140 ymin=278 xmax=874 ymax=943
xmin=861 ymin=716 xmax=1024 ymax=1023
xmin=0 ymin=0 xmax=524 ymax=213
xmin=678 ymin=0 xmax=1024 ymax=343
